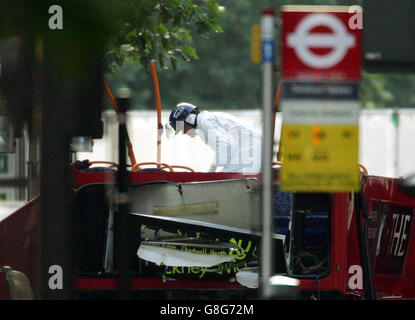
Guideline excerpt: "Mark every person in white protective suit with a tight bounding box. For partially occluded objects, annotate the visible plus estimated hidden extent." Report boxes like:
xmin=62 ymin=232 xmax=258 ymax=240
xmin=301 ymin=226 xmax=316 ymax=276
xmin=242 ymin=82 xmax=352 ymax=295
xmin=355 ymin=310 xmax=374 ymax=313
xmin=167 ymin=102 xmax=262 ymax=173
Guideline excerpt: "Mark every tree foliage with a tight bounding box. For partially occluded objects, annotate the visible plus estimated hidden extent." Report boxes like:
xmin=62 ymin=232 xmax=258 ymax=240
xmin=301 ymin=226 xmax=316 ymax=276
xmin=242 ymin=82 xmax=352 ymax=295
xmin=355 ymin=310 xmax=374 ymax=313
xmin=106 ymin=0 xmax=224 ymax=72
xmin=107 ymin=0 xmax=263 ymax=110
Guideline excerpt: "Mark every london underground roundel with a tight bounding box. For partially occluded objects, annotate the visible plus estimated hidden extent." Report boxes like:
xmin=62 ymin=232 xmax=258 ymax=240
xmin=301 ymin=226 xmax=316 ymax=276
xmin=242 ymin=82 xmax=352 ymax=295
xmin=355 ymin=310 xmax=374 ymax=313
xmin=281 ymin=7 xmax=362 ymax=81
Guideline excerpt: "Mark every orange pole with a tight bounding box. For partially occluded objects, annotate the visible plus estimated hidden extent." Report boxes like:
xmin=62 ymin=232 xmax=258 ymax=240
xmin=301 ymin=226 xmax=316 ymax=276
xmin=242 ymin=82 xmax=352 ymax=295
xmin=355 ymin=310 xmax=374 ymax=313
xmin=150 ymin=62 xmax=163 ymax=168
xmin=103 ymin=78 xmax=137 ymax=166
xmin=103 ymin=79 xmax=119 ymax=113
xmin=273 ymin=82 xmax=283 ymax=161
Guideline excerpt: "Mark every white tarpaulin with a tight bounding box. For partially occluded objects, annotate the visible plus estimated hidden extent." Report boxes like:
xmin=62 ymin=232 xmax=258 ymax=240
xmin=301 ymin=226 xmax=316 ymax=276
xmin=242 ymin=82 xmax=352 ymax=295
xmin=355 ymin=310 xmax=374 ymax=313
xmin=137 ymin=244 xmax=236 ymax=267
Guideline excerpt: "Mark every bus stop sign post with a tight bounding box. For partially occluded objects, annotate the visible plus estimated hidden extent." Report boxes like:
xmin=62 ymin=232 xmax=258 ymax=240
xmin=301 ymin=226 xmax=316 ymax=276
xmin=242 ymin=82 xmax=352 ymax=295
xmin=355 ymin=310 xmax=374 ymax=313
xmin=260 ymin=8 xmax=275 ymax=300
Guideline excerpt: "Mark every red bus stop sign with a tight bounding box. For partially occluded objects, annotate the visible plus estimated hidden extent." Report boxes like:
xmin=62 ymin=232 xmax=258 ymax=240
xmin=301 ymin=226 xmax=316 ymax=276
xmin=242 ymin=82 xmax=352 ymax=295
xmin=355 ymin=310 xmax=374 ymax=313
xmin=281 ymin=6 xmax=362 ymax=81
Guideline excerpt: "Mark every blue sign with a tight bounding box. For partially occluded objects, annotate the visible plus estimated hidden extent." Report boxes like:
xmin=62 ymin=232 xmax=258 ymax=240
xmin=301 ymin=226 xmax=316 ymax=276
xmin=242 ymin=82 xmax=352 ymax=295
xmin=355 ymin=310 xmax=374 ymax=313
xmin=262 ymin=40 xmax=274 ymax=63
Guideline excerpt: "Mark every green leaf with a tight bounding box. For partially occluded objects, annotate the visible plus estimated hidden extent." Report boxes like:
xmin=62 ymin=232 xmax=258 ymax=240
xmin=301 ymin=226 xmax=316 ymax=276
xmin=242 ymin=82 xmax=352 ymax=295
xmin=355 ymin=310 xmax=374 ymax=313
xmin=170 ymin=56 xmax=177 ymax=71
xmin=158 ymin=53 xmax=165 ymax=68
xmin=183 ymin=45 xmax=198 ymax=59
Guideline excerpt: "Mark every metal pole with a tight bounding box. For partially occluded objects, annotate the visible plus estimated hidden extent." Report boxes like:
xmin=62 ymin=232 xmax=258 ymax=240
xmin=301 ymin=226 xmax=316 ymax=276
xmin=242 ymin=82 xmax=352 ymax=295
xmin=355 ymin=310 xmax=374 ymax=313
xmin=115 ymin=88 xmax=131 ymax=300
xmin=260 ymin=8 xmax=275 ymax=299
xmin=38 ymin=45 xmax=74 ymax=300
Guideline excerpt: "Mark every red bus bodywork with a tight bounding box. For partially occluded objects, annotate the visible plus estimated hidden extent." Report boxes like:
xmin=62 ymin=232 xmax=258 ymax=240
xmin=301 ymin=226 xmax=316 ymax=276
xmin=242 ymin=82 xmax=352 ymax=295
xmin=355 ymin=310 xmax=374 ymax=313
xmin=1 ymin=168 xmax=415 ymax=299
